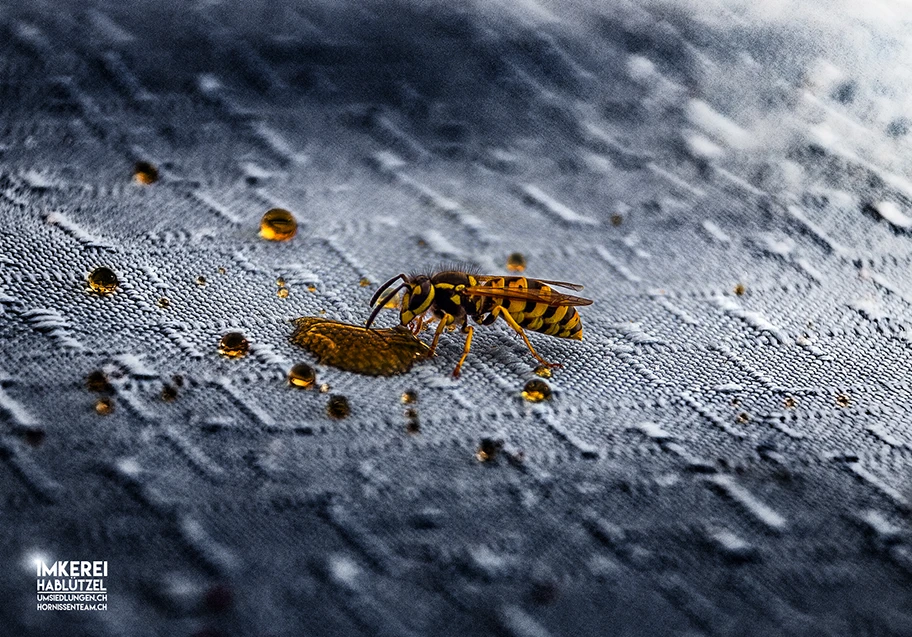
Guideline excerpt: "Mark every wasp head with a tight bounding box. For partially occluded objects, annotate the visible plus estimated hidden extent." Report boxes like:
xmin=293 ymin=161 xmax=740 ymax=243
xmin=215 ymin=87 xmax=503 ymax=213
xmin=400 ymin=275 xmax=434 ymax=324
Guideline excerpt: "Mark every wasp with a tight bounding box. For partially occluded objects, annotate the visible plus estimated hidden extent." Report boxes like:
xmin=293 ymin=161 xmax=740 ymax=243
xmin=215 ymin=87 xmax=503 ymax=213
xmin=365 ymin=268 xmax=592 ymax=377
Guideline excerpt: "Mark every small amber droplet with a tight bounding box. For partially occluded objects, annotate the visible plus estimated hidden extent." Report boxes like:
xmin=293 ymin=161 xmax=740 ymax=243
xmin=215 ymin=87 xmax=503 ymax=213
xmin=217 ymin=267 xmax=227 ymax=275
xmin=22 ymin=428 xmax=46 ymax=447
xmin=276 ymin=277 xmax=286 ymax=287
xmin=406 ymin=418 xmax=420 ymax=435
xmin=836 ymin=394 xmax=850 ymax=408
xmin=506 ymin=252 xmax=527 ymax=273
xmin=288 ymin=363 xmax=316 ymax=389
xmin=218 ymin=332 xmax=250 ymax=358
xmin=277 ymin=287 xmax=289 ymax=298
xmin=95 ymin=397 xmax=115 ymax=415
xmin=88 ymin=267 xmax=118 ymax=294
xmin=737 ymin=412 xmax=749 ymax=423
xmin=307 ymin=285 xmax=317 ymax=293
xmin=327 ymin=395 xmax=351 ymax=419
xmin=784 ymin=396 xmax=797 ymax=409
xmin=259 ymin=208 xmax=297 ymax=241
xmin=196 ymin=276 xmax=207 ymax=286
xmin=611 ymin=214 xmax=623 ymax=226
xmin=133 ymin=161 xmax=158 ymax=185
xmin=401 ymin=390 xmax=418 ymax=404
xmin=86 ymin=370 xmax=112 ymax=394
xmin=161 ymin=385 xmax=178 ymax=402
xmin=533 ymin=365 xmax=552 ymax=379
xmin=359 ymin=277 xmax=371 ymax=287
xmin=731 ymin=397 xmax=741 ymax=406
xmin=319 ymin=383 xmax=331 ymax=393
xmin=476 ymin=438 xmax=503 ymax=462
xmin=157 ymin=297 xmax=171 ymax=308
xmin=734 ymin=283 xmax=746 ymax=296
xmin=521 ymin=379 xmax=552 ymax=403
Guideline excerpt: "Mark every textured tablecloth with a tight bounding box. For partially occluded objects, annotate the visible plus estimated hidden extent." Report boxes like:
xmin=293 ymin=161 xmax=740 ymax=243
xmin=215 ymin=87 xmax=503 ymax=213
xmin=2 ymin=1 xmax=912 ymax=635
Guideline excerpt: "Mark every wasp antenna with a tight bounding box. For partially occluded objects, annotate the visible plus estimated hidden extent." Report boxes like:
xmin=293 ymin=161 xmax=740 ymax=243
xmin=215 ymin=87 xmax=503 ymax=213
xmin=369 ymin=273 xmax=407 ymax=307
xmin=365 ymin=282 xmax=407 ymax=328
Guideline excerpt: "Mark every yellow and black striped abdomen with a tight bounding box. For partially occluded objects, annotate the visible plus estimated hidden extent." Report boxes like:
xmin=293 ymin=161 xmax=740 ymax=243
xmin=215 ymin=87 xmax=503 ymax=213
xmin=481 ymin=277 xmax=583 ymax=341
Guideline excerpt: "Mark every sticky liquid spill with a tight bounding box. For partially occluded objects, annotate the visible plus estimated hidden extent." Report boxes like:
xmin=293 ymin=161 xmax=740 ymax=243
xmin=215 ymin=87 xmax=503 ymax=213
xmin=288 ymin=363 xmax=316 ymax=388
xmin=506 ymin=252 xmax=527 ymax=272
xmin=476 ymin=438 xmax=503 ymax=462
xmin=86 ymin=370 xmax=112 ymax=393
xmin=133 ymin=161 xmax=158 ymax=185
xmin=290 ymin=317 xmax=430 ymax=376
xmin=533 ymin=365 xmax=552 ymax=379
xmin=327 ymin=395 xmax=351 ymax=419
xmin=521 ymin=379 xmax=552 ymax=402
xmin=161 ymin=385 xmax=178 ymax=402
xmin=259 ymin=208 xmax=297 ymax=241
xmin=95 ymin=397 xmax=114 ymax=415
xmin=219 ymin=332 xmax=249 ymax=358
xmin=88 ymin=267 xmax=118 ymax=294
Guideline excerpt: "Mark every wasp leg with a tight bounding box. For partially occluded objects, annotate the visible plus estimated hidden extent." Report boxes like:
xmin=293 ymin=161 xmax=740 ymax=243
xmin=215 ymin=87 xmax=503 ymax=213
xmin=452 ymin=325 xmax=474 ymax=378
xmin=410 ymin=315 xmax=425 ymax=335
xmin=427 ymin=313 xmax=453 ymax=358
xmin=490 ymin=306 xmax=562 ymax=368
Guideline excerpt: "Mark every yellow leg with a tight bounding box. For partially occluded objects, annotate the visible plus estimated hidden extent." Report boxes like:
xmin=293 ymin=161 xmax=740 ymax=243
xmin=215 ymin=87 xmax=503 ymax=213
xmin=491 ymin=306 xmax=561 ymax=368
xmin=410 ymin=315 xmax=425 ymax=335
xmin=427 ymin=314 xmax=452 ymax=357
xmin=452 ymin=325 xmax=474 ymax=378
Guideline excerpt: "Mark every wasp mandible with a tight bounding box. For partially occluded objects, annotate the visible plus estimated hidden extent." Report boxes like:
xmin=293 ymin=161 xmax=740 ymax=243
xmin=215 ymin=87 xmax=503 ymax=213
xmin=365 ymin=269 xmax=593 ymax=377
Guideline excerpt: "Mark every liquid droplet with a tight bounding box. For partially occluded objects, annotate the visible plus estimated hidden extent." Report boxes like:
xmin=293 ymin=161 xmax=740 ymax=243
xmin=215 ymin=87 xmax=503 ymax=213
xmin=611 ymin=214 xmax=623 ymax=226
xmin=88 ymin=267 xmax=118 ymax=294
xmin=405 ymin=408 xmax=420 ymax=434
xmin=259 ymin=208 xmax=297 ymax=241
xmin=288 ymin=363 xmax=316 ymax=388
xmin=276 ymin=277 xmax=286 ymax=287
xmin=291 ymin=317 xmax=430 ymax=376
xmin=401 ymin=390 xmax=418 ymax=404
xmin=476 ymin=437 xmax=503 ymax=462
xmin=533 ymin=365 xmax=552 ymax=379
xmin=734 ymin=283 xmax=746 ymax=296
xmin=319 ymin=383 xmax=331 ymax=393
xmin=277 ymin=287 xmax=289 ymax=298
xmin=196 ymin=276 xmax=207 ymax=286
xmin=327 ymin=395 xmax=351 ymax=419
xmin=157 ymin=297 xmax=171 ymax=309
xmin=836 ymin=394 xmax=850 ymax=408
xmin=161 ymin=385 xmax=178 ymax=402
xmin=133 ymin=161 xmax=158 ymax=185
xmin=95 ymin=397 xmax=115 ymax=415
xmin=784 ymin=396 xmax=797 ymax=409
xmin=86 ymin=370 xmax=112 ymax=393
xmin=737 ymin=412 xmax=750 ymax=423
xmin=506 ymin=252 xmax=526 ymax=273
xmin=22 ymin=428 xmax=46 ymax=447
xmin=218 ymin=332 xmax=249 ymax=358
xmin=307 ymin=285 xmax=317 ymax=293
xmin=521 ymin=379 xmax=552 ymax=403
xmin=359 ymin=277 xmax=371 ymax=287
xmin=217 ymin=267 xmax=227 ymax=275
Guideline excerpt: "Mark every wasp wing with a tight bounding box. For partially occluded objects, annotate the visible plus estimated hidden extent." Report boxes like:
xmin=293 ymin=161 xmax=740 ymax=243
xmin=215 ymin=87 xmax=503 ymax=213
xmin=463 ymin=285 xmax=593 ymax=307
xmin=472 ymin=275 xmax=585 ymax=291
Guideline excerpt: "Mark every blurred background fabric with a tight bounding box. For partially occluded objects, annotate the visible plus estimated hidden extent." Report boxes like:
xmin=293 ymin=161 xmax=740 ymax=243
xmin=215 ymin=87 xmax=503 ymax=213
xmin=2 ymin=1 xmax=912 ymax=635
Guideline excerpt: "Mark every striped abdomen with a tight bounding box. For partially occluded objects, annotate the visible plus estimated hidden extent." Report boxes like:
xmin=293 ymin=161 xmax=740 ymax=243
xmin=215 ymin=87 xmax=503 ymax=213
xmin=478 ymin=277 xmax=583 ymax=340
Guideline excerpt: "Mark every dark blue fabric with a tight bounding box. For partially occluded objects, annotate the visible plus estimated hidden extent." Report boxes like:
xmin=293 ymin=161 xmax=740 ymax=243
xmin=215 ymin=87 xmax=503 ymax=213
xmin=2 ymin=1 xmax=912 ymax=635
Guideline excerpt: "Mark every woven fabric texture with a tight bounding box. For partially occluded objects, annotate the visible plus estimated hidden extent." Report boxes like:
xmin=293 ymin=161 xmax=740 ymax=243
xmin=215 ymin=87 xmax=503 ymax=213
xmin=2 ymin=1 xmax=912 ymax=635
